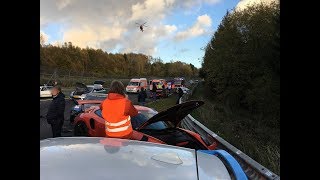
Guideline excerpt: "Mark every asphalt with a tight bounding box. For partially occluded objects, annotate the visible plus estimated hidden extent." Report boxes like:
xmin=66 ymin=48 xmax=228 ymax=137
xmin=40 ymin=93 xmax=150 ymax=140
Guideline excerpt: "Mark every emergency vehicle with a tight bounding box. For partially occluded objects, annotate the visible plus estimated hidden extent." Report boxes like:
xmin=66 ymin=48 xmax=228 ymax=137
xmin=126 ymin=78 xmax=148 ymax=93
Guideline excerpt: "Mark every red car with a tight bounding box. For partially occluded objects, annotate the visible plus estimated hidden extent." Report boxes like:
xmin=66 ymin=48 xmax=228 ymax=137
xmin=73 ymin=100 xmax=218 ymax=150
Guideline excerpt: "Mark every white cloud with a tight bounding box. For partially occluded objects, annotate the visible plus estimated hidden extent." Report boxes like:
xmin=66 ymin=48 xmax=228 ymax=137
xmin=40 ymin=31 xmax=49 ymax=44
xmin=203 ymin=0 xmax=222 ymax=5
xmin=174 ymin=14 xmax=212 ymax=41
xmin=63 ymin=25 xmax=125 ymax=49
xmin=40 ymin=0 xmax=220 ymax=55
xmin=130 ymin=0 xmax=170 ymax=21
xmin=56 ymin=0 xmax=74 ymax=10
xmin=236 ymin=0 xmax=279 ymax=11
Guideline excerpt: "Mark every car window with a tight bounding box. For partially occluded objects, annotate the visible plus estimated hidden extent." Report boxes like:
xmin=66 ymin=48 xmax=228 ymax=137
xmin=95 ymin=109 xmax=102 ymax=117
xmin=87 ymin=87 xmax=94 ymax=92
xmin=132 ymin=112 xmax=170 ymax=130
xmin=128 ymin=82 xmax=139 ymax=86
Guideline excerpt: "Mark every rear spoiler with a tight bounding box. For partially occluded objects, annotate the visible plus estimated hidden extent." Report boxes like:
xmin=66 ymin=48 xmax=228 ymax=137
xmin=198 ymin=150 xmax=248 ymax=180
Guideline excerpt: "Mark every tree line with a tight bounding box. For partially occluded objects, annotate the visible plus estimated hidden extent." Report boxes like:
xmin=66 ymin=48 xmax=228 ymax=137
xmin=200 ymin=3 xmax=280 ymax=128
xmin=40 ymin=41 xmax=198 ymax=78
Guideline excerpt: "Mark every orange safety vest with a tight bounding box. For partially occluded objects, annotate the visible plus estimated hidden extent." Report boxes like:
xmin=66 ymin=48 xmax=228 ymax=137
xmin=101 ymin=93 xmax=136 ymax=138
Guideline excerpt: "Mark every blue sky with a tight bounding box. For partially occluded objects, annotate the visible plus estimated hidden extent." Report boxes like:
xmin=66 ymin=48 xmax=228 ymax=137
xmin=40 ymin=0 xmax=250 ymax=68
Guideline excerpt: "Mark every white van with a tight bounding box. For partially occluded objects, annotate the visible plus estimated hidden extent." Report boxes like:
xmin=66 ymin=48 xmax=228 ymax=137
xmin=126 ymin=78 xmax=148 ymax=93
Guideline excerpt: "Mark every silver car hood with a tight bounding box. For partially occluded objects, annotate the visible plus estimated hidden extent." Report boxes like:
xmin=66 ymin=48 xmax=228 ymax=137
xmin=41 ymin=137 xmax=198 ymax=180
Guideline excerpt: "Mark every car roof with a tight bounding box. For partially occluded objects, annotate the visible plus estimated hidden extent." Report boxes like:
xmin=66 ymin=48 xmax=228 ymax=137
xmin=41 ymin=137 xmax=198 ymax=180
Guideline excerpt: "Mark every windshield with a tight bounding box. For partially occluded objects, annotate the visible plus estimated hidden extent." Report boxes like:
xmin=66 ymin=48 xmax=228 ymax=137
xmin=132 ymin=111 xmax=171 ymax=130
xmin=87 ymin=87 xmax=94 ymax=92
xmin=128 ymin=82 xmax=140 ymax=86
xmin=94 ymin=109 xmax=170 ymax=130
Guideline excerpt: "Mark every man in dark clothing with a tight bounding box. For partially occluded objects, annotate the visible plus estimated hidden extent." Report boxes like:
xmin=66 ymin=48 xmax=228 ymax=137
xmin=138 ymin=87 xmax=147 ymax=106
xmin=46 ymin=85 xmax=65 ymax=137
xmin=176 ymin=87 xmax=184 ymax=104
xmin=151 ymin=82 xmax=157 ymax=101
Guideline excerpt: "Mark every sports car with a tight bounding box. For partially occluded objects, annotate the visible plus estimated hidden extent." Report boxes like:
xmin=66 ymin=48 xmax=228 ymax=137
xmin=73 ymin=100 xmax=218 ymax=150
xmin=41 ymin=137 xmax=248 ymax=180
xmin=69 ymin=93 xmax=107 ymax=123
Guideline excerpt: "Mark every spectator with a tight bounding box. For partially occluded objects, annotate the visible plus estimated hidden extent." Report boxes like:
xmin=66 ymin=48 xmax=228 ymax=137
xmin=138 ymin=87 xmax=147 ymax=106
xmin=176 ymin=87 xmax=184 ymax=104
xmin=152 ymin=82 xmax=157 ymax=101
xmin=46 ymin=85 xmax=66 ymax=137
xmin=101 ymin=80 xmax=138 ymax=139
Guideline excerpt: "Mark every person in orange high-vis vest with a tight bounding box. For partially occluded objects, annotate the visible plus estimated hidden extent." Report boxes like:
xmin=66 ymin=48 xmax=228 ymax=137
xmin=101 ymin=80 xmax=138 ymax=139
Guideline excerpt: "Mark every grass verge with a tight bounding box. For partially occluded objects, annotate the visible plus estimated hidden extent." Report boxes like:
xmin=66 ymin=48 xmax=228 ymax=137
xmin=146 ymin=94 xmax=178 ymax=112
xmin=190 ymin=83 xmax=280 ymax=175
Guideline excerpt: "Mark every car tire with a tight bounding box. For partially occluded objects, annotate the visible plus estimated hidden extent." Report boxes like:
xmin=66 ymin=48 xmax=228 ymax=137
xmin=74 ymin=122 xmax=88 ymax=136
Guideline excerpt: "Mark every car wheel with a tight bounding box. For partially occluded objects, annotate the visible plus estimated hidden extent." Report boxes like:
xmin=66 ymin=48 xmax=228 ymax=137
xmin=74 ymin=122 xmax=88 ymax=136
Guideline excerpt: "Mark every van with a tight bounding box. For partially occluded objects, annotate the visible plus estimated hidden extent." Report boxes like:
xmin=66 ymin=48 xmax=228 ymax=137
xmin=149 ymin=79 xmax=168 ymax=98
xmin=126 ymin=78 xmax=148 ymax=93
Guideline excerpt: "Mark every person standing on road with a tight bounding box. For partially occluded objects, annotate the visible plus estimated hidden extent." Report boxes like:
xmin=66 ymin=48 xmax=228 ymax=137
xmin=176 ymin=87 xmax=184 ymax=104
xmin=167 ymin=82 xmax=172 ymax=94
xmin=151 ymin=82 xmax=157 ymax=101
xmin=101 ymin=80 xmax=138 ymax=139
xmin=46 ymin=85 xmax=65 ymax=138
xmin=138 ymin=87 xmax=147 ymax=106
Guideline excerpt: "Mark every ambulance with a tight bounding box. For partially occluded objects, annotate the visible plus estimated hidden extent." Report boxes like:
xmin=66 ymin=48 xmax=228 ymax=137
xmin=126 ymin=78 xmax=148 ymax=93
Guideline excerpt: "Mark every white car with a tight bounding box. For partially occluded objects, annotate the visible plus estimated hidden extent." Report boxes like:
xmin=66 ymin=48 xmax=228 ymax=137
xmin=176 ymin=87 xmax=190 ymax=94
xmin=41 ymin=137 xmax=248 ymax=180
xmin=40 ymin=86 xmax=53 ymax=98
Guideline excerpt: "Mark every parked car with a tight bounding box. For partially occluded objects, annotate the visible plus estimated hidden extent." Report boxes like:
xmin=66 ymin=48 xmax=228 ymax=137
xmin=173 ymin=77 xmax=185 ymax=89
xmin=176 ymin=87 xmax=190 ymax=94
xmin=40 ymin=137 xmax=248 ymax=180
xmin=40 ymin=85 xmax=53 ymax=98
xmin=126 ymin=78 xmax=148 ymax=93
xmin=69 ymin=93 xmax=107 ymax=123
xmin=73 ymin=100 xmax=218 ymax=150
xmin=70 ymin=81 xmax=107 ymax=99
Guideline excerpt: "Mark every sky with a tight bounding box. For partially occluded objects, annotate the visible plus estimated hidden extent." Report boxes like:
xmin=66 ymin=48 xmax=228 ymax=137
xmin=40 ymin=0 xmax=277 ymax=68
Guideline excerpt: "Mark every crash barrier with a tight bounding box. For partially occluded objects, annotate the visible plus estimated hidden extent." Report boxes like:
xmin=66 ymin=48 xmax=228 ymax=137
xmin=179 ymin=83 xmax=280 ymax=180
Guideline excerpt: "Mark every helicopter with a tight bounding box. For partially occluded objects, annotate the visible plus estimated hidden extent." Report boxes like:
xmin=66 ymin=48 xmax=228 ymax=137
xmin=135 ymin=22 xmax=147 ymax=32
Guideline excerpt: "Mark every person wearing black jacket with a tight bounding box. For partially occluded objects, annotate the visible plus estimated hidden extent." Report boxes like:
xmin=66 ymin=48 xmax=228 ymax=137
xmin=151 ymin=82 xmax=157 ymax=101
xmin=176 ymin=87 xmax=184 ymax=104
xmin=46 ymin=85 xmax=65 ymax=137
xmin=138 ymin=87 xmax=147 ymax=106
